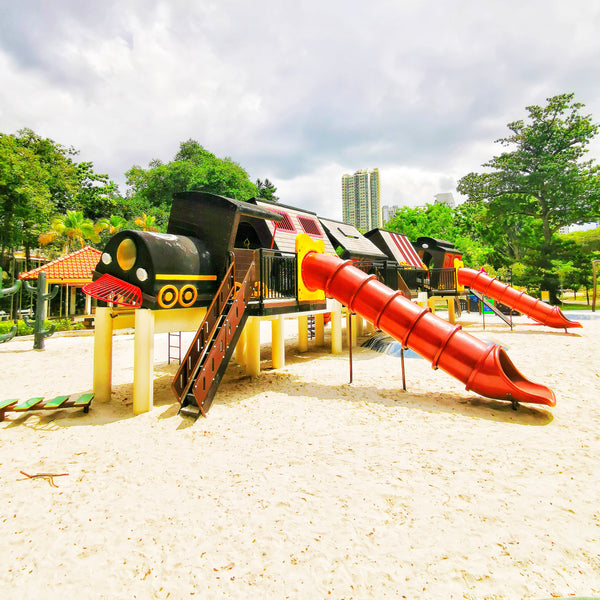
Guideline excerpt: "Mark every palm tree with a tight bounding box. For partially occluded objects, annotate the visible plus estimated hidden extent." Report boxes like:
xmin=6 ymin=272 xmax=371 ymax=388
xmin=38 ymin=210 xmax=101 ymax=253
xmin=134 ymin=213 xmax=159 ymax=232
xmin=98 ymin=214 xmax=128 ymax=235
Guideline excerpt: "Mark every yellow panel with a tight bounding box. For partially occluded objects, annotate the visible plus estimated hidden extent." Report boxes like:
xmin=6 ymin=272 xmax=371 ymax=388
xmin=295 ymin=233 xmax=325 ymax=302
xmin=155 ymin=274 xmax=217 ymax=281
xmin=454 ymin=258 xmax=465 ymax=292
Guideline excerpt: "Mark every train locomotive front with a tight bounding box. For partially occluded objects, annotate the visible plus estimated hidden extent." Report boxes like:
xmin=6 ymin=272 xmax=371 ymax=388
xmin=86 ymin=230 xmax=216 ymax=310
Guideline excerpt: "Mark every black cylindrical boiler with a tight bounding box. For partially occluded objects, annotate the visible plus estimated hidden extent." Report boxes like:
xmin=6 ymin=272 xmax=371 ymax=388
xmin=95 ymin=230 xmax=216 ymax=309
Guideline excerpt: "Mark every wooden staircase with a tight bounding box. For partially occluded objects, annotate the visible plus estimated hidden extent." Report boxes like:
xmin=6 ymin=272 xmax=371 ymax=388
xmin=172 ymin=256 xmax=256 ymax=418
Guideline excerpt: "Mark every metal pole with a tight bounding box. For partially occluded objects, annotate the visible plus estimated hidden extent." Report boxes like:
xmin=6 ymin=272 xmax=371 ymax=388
xmin=400 ymin=347 xmax=406 ymax=391
xmin=348 ymin=310 xmax=353 ymax=384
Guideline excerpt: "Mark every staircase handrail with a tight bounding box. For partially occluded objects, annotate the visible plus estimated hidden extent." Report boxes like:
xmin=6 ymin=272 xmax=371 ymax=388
xmin=172 ymin=261 xmax=236 ymax=401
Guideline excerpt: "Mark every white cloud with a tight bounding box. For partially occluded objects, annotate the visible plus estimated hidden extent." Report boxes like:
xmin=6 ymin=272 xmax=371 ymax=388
xmin=2 ymin=0 xmax=600 ymax=211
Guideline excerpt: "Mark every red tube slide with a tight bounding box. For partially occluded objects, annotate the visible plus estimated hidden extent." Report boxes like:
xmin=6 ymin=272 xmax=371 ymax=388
xmin=457 ymin=268 xmax=581 ymax=329
xmin=302 ymin=252 xmax=555 ymax=407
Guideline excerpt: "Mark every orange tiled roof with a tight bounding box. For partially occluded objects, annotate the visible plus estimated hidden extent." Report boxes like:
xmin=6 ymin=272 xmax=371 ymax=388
xmin=19 ymin=246 xmax=101 ymax=284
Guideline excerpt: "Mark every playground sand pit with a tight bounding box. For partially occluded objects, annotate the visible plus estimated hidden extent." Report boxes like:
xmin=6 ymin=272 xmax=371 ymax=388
xmin=1 ymin=313 xmax=599 ymax=599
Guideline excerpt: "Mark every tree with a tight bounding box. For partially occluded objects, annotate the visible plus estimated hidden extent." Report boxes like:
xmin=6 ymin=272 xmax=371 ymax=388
xmin=0 ymin=128 xmax=121 ymax=268
xmin=134 ymin=213 xmax=159 ymax=232
xmin=255 ymin=178 xmax=279 ymax=201
xmin=74 ymin=162 xmax=120 ymax=222
xmin=100 ymin=214 xmax=129 ymax=235
xmin=0 ymin=133 xmax=52 ymax=266
xmin=13 ymin=128 xmax=80 ymax=215
xmin=457 ymin=93 xmax=600 ymax=302
xmin=385 ymin=202 xmax=490 ymax=267
xmin=38 ymin=210 xmax=102 ymax=254
xmin=125 ymin=140 xmax=259 ymax=226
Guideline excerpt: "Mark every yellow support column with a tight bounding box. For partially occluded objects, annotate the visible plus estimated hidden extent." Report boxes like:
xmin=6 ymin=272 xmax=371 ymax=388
xmin=235 ymin=323 xmax=247 ymax=366
xmin=271 ymin=316 xmax=285 ymax=369
xmin=246 ymin=317 xmax=261 ymax=377
xmin=356 ymin=315 xmax=364 ymax=337
xmin=298 ymin=315 xmax=308 ymax=352
xmin=331 ymin=300 xmax=343 ymax=354
xmin=417 ymin=292 xmax=428 ymax=308
xmin=428 ymin=296 xmax=437 ymax=314
xmin=314 ymin=313 xmax=325 ymax=346
xmin=133 ymin=308 xmax=155 ymax=415
xmin=446 ymin=296 xmax=456 ymax=324
xmin=93 ymin=306 xmax=113 ymax=403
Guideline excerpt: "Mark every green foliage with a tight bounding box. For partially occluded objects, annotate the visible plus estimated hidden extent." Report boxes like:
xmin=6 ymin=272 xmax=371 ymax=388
xmin=560 ymin=226 xmax=600 ymax=254
xmin=125 ymin=139 xmax=259 ymax=229
xmin=0 ymin=131 xmax=55 ymax=257
xmin=457 ymin=93 xmax=600 ymax=303
xmin=0 ymin=128 xmax=119 ymax=263
xmin=385 ymin=203 xmax=491 ymax=267
xmin=0 ymin=318 xmax=81 ymax=337
xmin=74 ymin=162 xmax=120 ymax=222
xmin=256 ymin=178 xmax=279 ymax=201
xmin=38 ymin=210 xmax=103 ymax=256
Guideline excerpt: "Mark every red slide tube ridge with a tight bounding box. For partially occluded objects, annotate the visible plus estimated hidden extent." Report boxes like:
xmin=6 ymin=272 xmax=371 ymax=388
xmin=457 ymin=268 xmax=581 ymax=329
xmin=302 ymin=252 xmax=555 ymax=407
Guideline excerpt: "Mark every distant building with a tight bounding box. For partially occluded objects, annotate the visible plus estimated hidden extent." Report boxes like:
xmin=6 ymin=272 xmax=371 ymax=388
xmin=381 ymin=204 xmax=399 ymax=225
xmin=434 ymin=192 xmax=455 ymax=207
xmin=341 ymin=168 xmax=381 ymax=230
xmin=560 ymin=222 xmax=599 ymax=234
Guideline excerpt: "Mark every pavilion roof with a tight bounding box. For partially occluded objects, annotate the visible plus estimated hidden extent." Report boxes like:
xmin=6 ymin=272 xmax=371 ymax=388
xmin=19 ymin=246 xmax=101 ymax=285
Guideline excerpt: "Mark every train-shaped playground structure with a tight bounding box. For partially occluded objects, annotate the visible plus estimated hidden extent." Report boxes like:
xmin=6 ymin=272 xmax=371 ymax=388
xmin=84 ymin=191 xmax=581 ymax=418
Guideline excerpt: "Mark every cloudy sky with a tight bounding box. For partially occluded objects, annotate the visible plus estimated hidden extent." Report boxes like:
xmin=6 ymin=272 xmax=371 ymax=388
xmin=2 ymin=0 xmax=600 ymax=219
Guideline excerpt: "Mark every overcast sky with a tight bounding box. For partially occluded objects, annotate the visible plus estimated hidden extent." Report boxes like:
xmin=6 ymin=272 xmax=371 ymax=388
xmin=2 ymin=0 xmax=600 ymax=220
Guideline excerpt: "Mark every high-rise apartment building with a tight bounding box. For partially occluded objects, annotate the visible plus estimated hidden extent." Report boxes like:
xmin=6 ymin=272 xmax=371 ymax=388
xmin=381 ymin=204 xmax=399 ymax=226
xmin=341 ymin=168 xmax=381 ymax=231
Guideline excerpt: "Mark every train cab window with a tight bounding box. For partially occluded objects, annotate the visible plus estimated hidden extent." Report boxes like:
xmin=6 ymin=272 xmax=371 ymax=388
xmin=421 ymin=252 xmax=433 ymax=268
xmin=234 ymin=222 xmax=262 ymax=249
xmin=298 ymin=216 xmax=323 ymax=238
xmin=271 ymin=210 xmax=296 ymax=232
xmin=334 ymin=224 xmax=359 ymax=239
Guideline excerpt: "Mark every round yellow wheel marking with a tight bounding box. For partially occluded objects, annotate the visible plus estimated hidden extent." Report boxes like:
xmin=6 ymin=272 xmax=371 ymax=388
xmin=178 ymin=284 xmax=198 ymax=307
xmin=158 ymin=285 xmax=178 ymax=309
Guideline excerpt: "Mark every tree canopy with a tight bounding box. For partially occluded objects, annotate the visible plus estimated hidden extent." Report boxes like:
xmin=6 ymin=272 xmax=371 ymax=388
xmin=0 ymin=128 xmax=118 ymax=267
xmin=457 ymin=93 xmax=600 ymax=302
xmin=385 ymin=202 xmax=496 ymax=267
xmin=458 ymin=93 xmax=600 ymax=243
xmin=124 ymin=139 xmax=262 ymax=227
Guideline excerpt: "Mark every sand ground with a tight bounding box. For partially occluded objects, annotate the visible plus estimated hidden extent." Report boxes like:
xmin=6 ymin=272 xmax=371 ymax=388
xmin=1 ymin=311 xmax=599 ymax=599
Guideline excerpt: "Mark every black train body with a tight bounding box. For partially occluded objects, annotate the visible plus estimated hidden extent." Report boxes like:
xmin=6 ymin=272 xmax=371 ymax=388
xmin=89 ymin=191 xmax=282 ymax=310
xmin=96 ymin=230 xmax=216 ymax=309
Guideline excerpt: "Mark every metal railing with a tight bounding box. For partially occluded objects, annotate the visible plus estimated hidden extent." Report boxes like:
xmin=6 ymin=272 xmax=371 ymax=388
xmin=257 ymin=249 xmax=298 ymax=307
xmin=428 ymin=268 xmax=457 ymax=292
xmin=397 ymin=267 xmax=428 ymax=291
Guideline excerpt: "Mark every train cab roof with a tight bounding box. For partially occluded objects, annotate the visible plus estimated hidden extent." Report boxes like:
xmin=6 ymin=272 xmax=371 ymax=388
xmin=167 ymin=191 xmax=284 ymax=275
xmin=364 ymin=228 xmax=426 ymax=268
xmin=241 ymin=198 xmax=337 ymax=255
xmin=414 ymin=237 xmax=459 ymax=254
xmin=318 ymin=218 xmax=387 ymax=261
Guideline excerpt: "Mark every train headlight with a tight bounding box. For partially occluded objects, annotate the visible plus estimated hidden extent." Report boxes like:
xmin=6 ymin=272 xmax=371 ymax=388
xmin=101 ymin=252 xmax=112 ymax=265
xmin=116 ymin=238 xmax=137 ymax=271
xmin=136 ymin=268 xmax=148 ymax=282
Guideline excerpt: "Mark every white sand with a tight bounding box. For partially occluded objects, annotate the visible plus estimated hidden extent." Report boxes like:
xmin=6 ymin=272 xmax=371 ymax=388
xmin=1 ymin=312 xmax=599 ymax=599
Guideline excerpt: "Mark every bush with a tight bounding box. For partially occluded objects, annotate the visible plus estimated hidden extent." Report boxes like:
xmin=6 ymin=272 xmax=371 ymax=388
xmin=17 ymin=320 xmax=33 ymax=336
xmin=0 ymin=318 xmax=84 ymax=337
xmin=0 ymin=320 xmax=34 ymax=336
